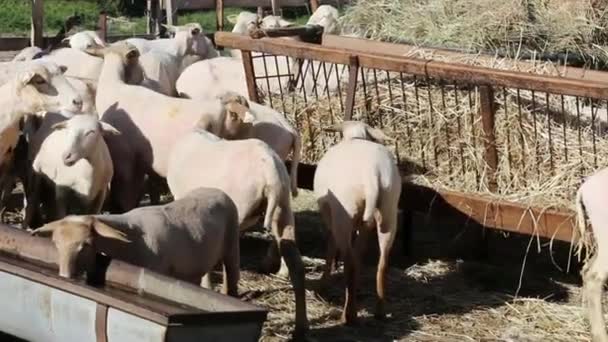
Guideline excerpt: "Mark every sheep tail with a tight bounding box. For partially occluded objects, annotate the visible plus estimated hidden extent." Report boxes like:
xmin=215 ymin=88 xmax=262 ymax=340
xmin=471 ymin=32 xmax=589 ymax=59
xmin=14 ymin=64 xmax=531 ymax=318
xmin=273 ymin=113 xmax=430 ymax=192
xmin=575 ymin=188 xmax=593 ymax=264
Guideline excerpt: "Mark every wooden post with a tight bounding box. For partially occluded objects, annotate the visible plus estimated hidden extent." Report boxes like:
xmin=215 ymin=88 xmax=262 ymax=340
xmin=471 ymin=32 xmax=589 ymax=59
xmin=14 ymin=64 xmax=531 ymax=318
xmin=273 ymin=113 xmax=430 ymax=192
xmin=165 ymin=0 xmax=177 ymax=26
xmin=271 ymin=0 xmax=279 ymax=16
xmin=215 ymin=0 xmax=224 ymax=32
xmin=241 ymin=51 xmax=260 ymax=103
xmin=310 ymin=0 xmax=319 ymax=12
xmin=154 ymin=0 xmax=162 ymax=36
xmin=97 ymin=12 xmax=107 ymax=42
xmin=146 ymin=0 xmax=153 ymax=34
xmin=343 ymin=56 xmax=359 ymax=120
xmin=31 ymin=0 xmax=44 ymax=48
xmin=479 ymin=85 xmax=498 ymax=192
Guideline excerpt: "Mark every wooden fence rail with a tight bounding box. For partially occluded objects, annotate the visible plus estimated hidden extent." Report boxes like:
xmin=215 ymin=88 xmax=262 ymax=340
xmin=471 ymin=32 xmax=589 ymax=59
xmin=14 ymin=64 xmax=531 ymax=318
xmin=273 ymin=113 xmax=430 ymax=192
xmin=215 ymin=31 xmax=584 ymax=245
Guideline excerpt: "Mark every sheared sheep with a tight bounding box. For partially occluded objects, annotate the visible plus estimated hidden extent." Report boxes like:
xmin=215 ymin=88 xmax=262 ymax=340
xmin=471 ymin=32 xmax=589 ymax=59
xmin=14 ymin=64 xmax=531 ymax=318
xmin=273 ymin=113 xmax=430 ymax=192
xmin=24 ymin=113 xmax=118 ymax=228
xmin=167 ymin=125 xmax=308 ymax=336
xmin=88 ymin=42 xmax=253 ymax=212
xmin=31 ymin=187 xmax=240 ymax=296
xmin=314 ymin=120 xmax=401 ymax=324
xmin=63 ymin=30 xmax=106 ymax=51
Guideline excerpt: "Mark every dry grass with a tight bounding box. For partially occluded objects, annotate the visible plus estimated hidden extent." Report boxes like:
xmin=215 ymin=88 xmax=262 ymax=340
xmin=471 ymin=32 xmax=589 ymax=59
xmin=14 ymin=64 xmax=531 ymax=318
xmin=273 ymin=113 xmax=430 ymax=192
xmin=340 ymin=0 xmax=608 ymax=68
xmin=228 ymin=191 xmax=594 ymax=341
xmin=261 ymin=53 xmax=606 ymax=215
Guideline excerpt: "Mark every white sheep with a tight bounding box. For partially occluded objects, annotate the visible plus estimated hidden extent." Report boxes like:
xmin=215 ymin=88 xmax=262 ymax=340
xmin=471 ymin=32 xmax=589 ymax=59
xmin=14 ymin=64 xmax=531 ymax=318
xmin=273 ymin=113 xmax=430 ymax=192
xmin=63 ymin=30 xmax=106 ymax=51
xmin=24 ymin=113 xmax=118 ymax=228
xmin=163 ymin=23 xmax=219 ymax=73
xmin=11 ymin=46 xmax=46 ymax=62
xmin=0 ymin=60 xmax=83 ymax=167
xmin=139 ymin=50 xmax=181 ymax=96
xmin=313 ymin=120 xmax=401 ymax=324
xmin=167 ymin=125 xmax=309 ymax=336
xmin=88 ymin=42 xmax=253 ymax=212
xmin=31 ymin=187 xmax=240 ymax=297
xmin=575 ymin=168 xmax=608 ymax=342
xmin=307 ymin=5 xmax=340 ymax=35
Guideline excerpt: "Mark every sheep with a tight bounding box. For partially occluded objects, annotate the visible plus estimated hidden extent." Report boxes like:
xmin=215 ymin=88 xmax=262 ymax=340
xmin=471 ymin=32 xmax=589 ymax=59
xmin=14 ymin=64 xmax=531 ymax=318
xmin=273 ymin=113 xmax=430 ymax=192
xmin=125 ymin=25 xmax=197 ymax=57
xmin=0 ymin=60 xmax=83 ymax=167
xmin=139 ymin=50 xmax=181 ymax=96
xmin=11 ymin=46 xmax=47 ymax=62
xmin=23 ymin=113 xmax=118 ymax=228
xmin=194 ymin=92 xmax=301 ymax=197
xmin=167 ymin=125 xmax=309 ymax=336
xmin=63 ymin=30 xmax=106 ymax=51
xmin=88 ymin=42 xmax=254 ymax=212
xmin=575 ymin=168 xmax=608 ymax=342
xmin=163 ymin=23 xmax=219 ymax=72
xmin=30 ymin=187 xmax=240 ymax=297
xmin=226 ymin=12 xmax=293 ymax=59
xmin=306 ymin=5 xmax=341 ymax=35
xmin=177 ymin=68 xmax=302 ymax=196
xmin=313 ymin=120 xmax=401 ymax=325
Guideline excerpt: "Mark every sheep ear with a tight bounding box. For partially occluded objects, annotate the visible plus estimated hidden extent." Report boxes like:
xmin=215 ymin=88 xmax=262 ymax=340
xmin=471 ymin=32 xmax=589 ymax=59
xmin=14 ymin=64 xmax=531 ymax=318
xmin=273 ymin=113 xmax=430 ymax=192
xmin=322 ymin=123 xmax=343 ymax=133
xmin=93 ymin=219 xmax=131 ymax=243
xmin=226 ymin=103 xmax=254 ymax=122
xmin=365 ymin=126 xmax=394 ymax=144
xmin=227 ymin=14 xmax=239 ymax=24
xmin=99 ymin=122 xmax=120 ymax=136
xmin=30 ymin=224 xmax=56 ymax=236
xmin=83 ymin=46 xmax=105 ymax=57
xmin=19 ymin=71 xmax=38 ymax=87
xmin=162 ymin=24 xmax=178 ymax=33
xmin=279 ymin=18 xmax=294 ymax=27
xmin=51 ymin=120 xmax=68 ymax=131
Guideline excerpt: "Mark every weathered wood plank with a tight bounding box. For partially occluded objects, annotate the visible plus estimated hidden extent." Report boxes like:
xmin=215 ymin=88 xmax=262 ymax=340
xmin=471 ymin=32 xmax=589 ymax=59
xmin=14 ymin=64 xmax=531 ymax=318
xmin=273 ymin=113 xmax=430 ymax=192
xmin=31 ymin=0 xmax=44 ymax=48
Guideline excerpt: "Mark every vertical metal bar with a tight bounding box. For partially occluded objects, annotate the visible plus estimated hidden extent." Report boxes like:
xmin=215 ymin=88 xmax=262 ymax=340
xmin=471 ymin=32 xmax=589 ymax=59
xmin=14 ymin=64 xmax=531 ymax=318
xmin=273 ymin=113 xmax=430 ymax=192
xmin=399 ymin=72 xmax=412 ymax=151
xmin=440 ymin=82 xmax=452 ymax=173
xmin=260 ymin=53 xmax=274 ymax=108
xmin=31 ymin=0 xmax=44 ymax=48
xmin=426 ymin=79 xmax=438 ymax=168
xmin=310 ymin=0 xmax=320 ymax=12
xmin=386 ymin=71 xmax=399 ymax=164
xmin=415 ymin=76 xmax=426 ymax=169
xmin=479 ymin=85 xmax=498 ymax=192
xmin=545 ymin=93 xmax=554 ymax=174
xmin=333 ymin=63 xmax=345 ymax=112
xmin=343 ymin=56 xmax=359 ymax=121
xmin=531 ymin=90 xmax=540 ymax=178
xmin=561 ymin=95 xmax=568 ymax=163
xmin=271 ymin=0 xmax=279 ymax=16
xmin=241 ymin=51 xmax=260 ymax=103
xmin=372 ymin=69 xmax=382 ymax=127
xmin=576 ymin=96 xmax=583 ymax=173
xmin=146 ymin=0 xmax=153 ymax=34
xmin=455 ymin=82 xmax=465 ymax=177
xmin=216 ymin=0 xmax=224 ymax=32
xmin=360 ymin=68 xmax=370 ymax=113
xmin=273 ymin=55 xmax=287 ymax=114
xmin=468 ymin=86 xmax=479 ymax=187
xmin=516 ymin=89 xmax=526 ymax=175
xmin=591 ymin=99 xmax=598 ymax=169
xmin=502 ymin=88 xmax=512 ymax=174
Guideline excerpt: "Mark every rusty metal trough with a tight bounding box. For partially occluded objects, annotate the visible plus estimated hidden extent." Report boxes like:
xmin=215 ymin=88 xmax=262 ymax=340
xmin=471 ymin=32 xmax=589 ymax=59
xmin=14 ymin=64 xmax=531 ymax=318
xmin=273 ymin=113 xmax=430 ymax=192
xmin=0 ymin=224 xmax=267 ymax=342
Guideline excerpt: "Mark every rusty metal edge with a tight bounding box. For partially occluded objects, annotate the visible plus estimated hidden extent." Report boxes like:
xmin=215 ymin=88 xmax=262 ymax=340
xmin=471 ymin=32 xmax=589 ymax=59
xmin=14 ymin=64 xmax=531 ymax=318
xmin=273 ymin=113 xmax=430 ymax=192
xmin=215 ymin=32 xmax=608 ymax=99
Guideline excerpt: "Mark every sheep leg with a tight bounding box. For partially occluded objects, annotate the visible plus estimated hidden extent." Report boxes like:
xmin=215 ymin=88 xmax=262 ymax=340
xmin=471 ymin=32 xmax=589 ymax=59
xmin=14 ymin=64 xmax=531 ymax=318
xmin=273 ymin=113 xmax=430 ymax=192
xmin=330 ymin=209 xmax=358 ymax=325
xmin=90 ymin=189 xmax=107 ymax=214
xmin=260 ymin=238 xmax=281 ymax=274
xmin=201 ymin=273 xmax=213 ymax=290
xmin=23 ymin=173 xmax=41 ymax=229
xmin=375 ymin=208 xmax=395 ymax=320
xmin=583 ymin=252 xmax=608 ymax=342
xmin=273 ymin=208 xmax=309 ymax=337
xmin=223 ymin=227 xmax=240 ymax=298
xmin=319 ymin=199 xmax=337 ymax=287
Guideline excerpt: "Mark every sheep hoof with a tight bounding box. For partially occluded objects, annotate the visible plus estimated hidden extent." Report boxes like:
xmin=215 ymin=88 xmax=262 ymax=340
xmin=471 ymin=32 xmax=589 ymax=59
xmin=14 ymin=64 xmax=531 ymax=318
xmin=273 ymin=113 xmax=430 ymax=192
xmin=374 ymin=301 xmax=386 ymax=320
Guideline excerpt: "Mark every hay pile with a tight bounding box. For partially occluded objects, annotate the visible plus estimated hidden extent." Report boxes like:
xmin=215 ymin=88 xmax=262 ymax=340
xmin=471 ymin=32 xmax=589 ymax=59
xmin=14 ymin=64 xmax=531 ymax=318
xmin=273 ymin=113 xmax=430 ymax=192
xmin=340 ymin=0 xmax=608 ymax=69
xmin=263 ymin=55 xmax=606 ymax=212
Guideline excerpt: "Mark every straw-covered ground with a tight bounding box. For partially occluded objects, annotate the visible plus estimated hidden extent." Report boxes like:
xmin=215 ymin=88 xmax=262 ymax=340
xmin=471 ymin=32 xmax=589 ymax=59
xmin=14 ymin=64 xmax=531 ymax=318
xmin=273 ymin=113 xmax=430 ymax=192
xmin=340 ymin=0 xmax=608 ymax=69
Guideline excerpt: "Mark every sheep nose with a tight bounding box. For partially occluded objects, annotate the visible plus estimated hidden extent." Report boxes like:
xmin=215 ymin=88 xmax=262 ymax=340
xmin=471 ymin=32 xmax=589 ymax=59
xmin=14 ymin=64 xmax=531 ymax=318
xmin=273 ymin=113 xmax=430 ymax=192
xmin=63 ymin=152 xmax=74 ymax=165
xmin=72 ymin=98 xmax=83 ymax=110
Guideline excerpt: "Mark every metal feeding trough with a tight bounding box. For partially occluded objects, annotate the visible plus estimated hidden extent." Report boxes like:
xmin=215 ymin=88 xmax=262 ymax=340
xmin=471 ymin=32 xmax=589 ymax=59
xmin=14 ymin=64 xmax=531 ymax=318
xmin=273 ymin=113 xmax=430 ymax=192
xmin=0 ymin=224 xmax=268 ymax=342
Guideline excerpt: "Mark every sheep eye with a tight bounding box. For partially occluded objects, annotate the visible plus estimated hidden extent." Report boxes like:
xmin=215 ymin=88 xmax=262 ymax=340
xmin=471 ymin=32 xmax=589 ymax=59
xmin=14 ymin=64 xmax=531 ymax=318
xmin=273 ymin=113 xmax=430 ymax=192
xmin=32 ymin=77 xmax=46 ymax=85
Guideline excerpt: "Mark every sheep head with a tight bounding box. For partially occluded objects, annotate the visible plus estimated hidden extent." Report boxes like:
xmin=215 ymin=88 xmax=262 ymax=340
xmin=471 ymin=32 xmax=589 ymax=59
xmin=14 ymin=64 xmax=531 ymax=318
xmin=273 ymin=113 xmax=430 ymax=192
xmin=31 ymin=215 xmax=130 ymax=278
xmin=323 ymin=120 xmax=394 ymax=144
xmin=197 ymin=91 xmax=255 ymax=139
xmin=50 ymin=114 xmax=120 ymax=166
xmin=84 ymin=41 xmax=140 ymax=65
xmin=13 ymin=61 xmax=84 ymax=116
